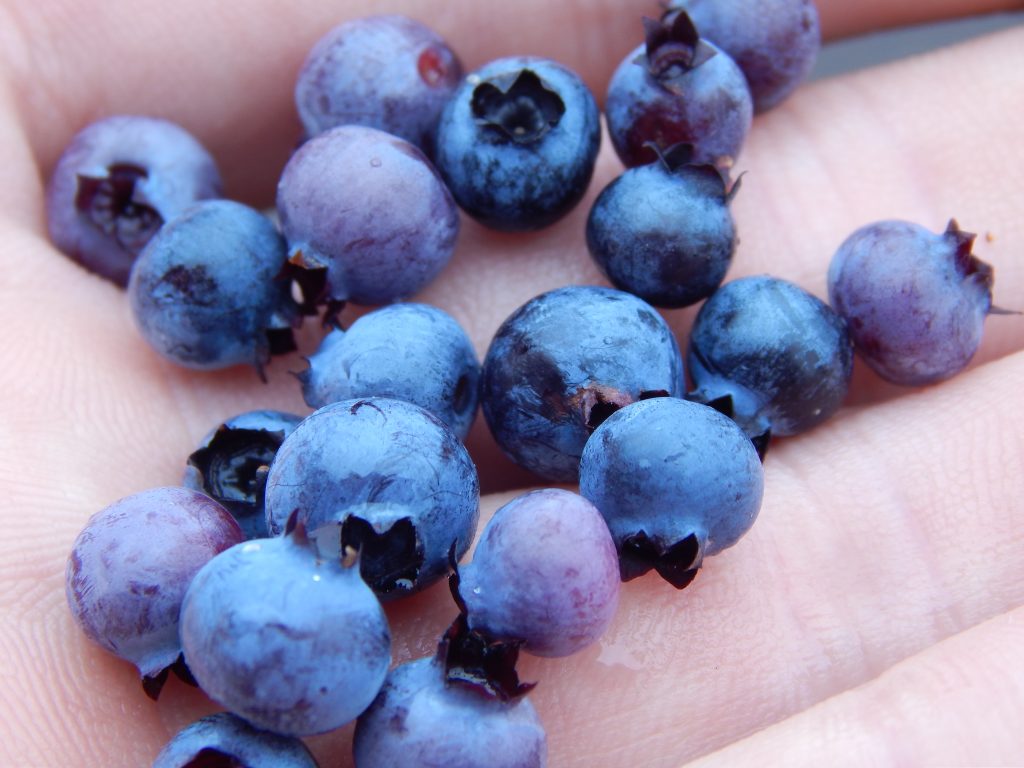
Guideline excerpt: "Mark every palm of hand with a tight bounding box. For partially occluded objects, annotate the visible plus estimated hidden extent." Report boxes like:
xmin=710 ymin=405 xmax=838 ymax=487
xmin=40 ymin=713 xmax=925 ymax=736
xmin=1 ymin=1 xmax=1022 ymax=765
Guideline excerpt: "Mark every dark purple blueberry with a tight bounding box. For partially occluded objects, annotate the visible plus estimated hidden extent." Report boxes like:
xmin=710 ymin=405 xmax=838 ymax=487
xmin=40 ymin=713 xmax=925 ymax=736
xmin=276 ymin=125 xmax=459 ymax=310
xmin=455 ymin=489 xmax=620 ymax=657
xmin=46 ymin=115 xmax=221 ymax=286
xmin=64 ymin=487 xmax=242 ymax=696
xmin=295 ymin=15 xmax=462 ymax=156
xmin=153 ymin=712 xmax=318 ymax=768
xmin=579 ymin=397 xmax=764 ymax=588
xmin=667 ymin=0 xmax=820 ymax=112
xmin=298 ymin=303 xmax=479 ymax=439
xmin=128 ymin=200 xmax=300 ymax=375
xmin=264 ymin=398 xmax=479 ymax=600
xmin=828 ymin=219 xmax=1000 ymax=386
xmin=179 ymin=523 xmax=391 ymax=736
xmin=434 ymin=57 xmax=601 ymax=231
xmin=480 ymin=285 xmax=685 ymax=482
xmin=605 ymin=14 xmax=753 ymax=170
xmin=585 ymin=143 xmax=737 ymax=308
xmin=353 ymin=655 xmax=547 ymax=768
xmin=184 ymin=410 xmax=304 ymax=539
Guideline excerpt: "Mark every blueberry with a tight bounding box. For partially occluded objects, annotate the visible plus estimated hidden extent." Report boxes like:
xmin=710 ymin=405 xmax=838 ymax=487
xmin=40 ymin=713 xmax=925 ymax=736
xmin=687 ymin=275 xmax=853 ymax=451
xmin=179 ymin=522 xmax=391 ymax=736
xmin=295 ymin=15 xmax=462 ymax=156
xmin=828 ymin=219 xmax=1002 ymax=386
xmin=605 ymin=13 xmax=753 ymax=170
xmin=480 ymin=285 xmax=685 ymax=481
xmin=579 ymin=397 xmax=764 ymax=588
xmin=298 ymin=303 xmax=479 ymax=439
xmin=264 ymin=398 xmax=479 ymax=600
xmin=276 ymin=125 xmax=459 ymax=312
xmin=64 ymin=487 xmax=242 ymax=698
xmin=434 ymin=56 xmax=601 ymax=231
xmin=666 ymin=0 xmax=821 ymax=112
xmin=455 ymin=489 xmax=620 ymax=657
xmin=586 ymin=143 xmax=738 ymax=308
xmin=153 ymin=712 xmax=318 ymax=768
xmin=46 ymin=116 xmax=222 ymax=286
xmin=128 ymin=200 xmax=300 ymax=375
xmin=184 ymin=410 xmax=303 ymax=539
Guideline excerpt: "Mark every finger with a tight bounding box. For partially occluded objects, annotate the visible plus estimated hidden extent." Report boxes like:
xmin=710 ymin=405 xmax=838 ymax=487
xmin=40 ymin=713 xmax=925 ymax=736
xmin=816 ymin=0 xmax=1024 ymax=40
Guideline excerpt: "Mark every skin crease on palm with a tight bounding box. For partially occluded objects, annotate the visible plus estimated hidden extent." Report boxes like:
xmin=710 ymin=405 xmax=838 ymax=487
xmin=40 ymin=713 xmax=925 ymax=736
xmin=0 ymin=0 xmax=1023 ymax=765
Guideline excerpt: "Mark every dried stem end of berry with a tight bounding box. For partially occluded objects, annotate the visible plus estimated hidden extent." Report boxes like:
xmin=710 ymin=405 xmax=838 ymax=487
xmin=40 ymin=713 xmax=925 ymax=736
xmin=437 ymin=614 xmax=535 ymax=702
xmin=471 ymin=69 xmax=566 ymax=144
xmin=619 ymin=531 xmax=703 ymax=589
xmin=639 ymin=12 xmax=716 ymax=84
xmin=75 ymin=164 xmax=163 ymax=253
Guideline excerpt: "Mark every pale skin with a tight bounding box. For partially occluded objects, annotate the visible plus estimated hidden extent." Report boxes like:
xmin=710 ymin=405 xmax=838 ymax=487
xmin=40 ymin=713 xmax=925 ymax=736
xmin=1 ymin=0 xmax=1022 ymax=765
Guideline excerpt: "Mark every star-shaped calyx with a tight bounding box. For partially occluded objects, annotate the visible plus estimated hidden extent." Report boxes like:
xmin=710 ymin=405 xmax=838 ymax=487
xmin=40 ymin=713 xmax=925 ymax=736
xmin=637 ymin=11 xmax=717 ymax=85
xmin=471 ymin=69 xmax=566 ymax=144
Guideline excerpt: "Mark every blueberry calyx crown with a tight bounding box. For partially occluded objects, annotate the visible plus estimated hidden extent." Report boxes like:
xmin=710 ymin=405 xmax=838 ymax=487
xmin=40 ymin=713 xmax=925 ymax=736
xmin=688 ymin=390 xmax=771 ymax=460
xmin=187 ymin=425 xmax=286 ymax=518
xmin=645 ymin=141 xmax=739 ymax=201
xmin=638 ymin=12 xmax=716 ymax=85
xmin=280 ymin=248 xmax=345 ymax=326
xmin=944 ymin=218 xmax=991 ymax=288
xmin=182 ymin=748 xmax=245 ymax=768
xmin=340 ymin=515 xmax=425 ymax=595
xmin=75 ymin=163 xmax=163 ymax=253
xmin=141 ymin=654 xmax=197 ymax=701
xmin=569 ymin=386 xmax=670 ymax=434
xmin=437 ymin=613 xmax=535 ymax=702
xmin=619 ymin=531 xmax=703 ymax=590
xmin=471 ymin=69 xmax=566 ymax=145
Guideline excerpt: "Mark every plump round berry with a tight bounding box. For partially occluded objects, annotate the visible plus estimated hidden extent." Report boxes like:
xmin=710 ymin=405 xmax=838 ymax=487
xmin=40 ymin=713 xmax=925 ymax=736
xmin=153 ymin=712 xmax=319 ymax=768
xmin=353 ymin=655 xmax=547 ymax=768
xmin=128 ymin=200 xmax=299 ymax=374
xmin=586 ymin=144 xmax=737 ymax=307
xmin=184 ymin=410 xmax=304 ymax=539
xmin=605 ymin=13 xmax=753 ymax=170
xmin=579 ymin=397 xmax=764 ymax=588
xmin=435 ymin=56 xmax=601 ymax=231
xmin=276 ymin=125 xmax=459 ymax=310
xmin=46 ymin=115 xmax=221 ymax=286
xmin=179 ymin=524 xmax=391 ymax=736
xmin=264 ymin=398 xmax=479 ymax=600
xmin=456 ymin=489 xmax=620 ymax=657
xmin=65 ymin=487 xmax=242 ymax=694
xmin=687 ymin=275 xmax=853 ymax=450
xmin=295 ymin=14 xmax=462 ymax=156
xmin=667 ymin=0 xmax=821 ymax=112
xmin=828 ymin=219 xmax=998 ymax=386
xmin=298 ymin=303 xmax=480 ymax=439
xmin=481 ymin=285 xmax=685 ymax=481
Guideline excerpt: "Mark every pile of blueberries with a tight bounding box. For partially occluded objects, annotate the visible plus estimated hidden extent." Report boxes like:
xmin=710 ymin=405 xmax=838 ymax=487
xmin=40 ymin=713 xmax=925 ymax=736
xmin=55 ymin=4 xmax=1005 ymax=766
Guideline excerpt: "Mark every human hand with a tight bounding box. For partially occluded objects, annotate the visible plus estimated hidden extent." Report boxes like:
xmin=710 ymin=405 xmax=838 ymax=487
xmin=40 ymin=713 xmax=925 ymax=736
xmin=2 ymin=0 xmax=1022 ymax=765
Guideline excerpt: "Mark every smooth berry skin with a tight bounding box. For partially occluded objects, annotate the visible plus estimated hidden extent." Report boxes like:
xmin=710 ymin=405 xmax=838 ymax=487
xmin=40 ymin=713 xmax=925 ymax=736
xmin=688 ymin=275 xmax=853 ymax=443
xmin=457 ymin=489 xmax=620 ymax=658
xmin=264 ymin=398 xmax=479 ymax=600
xmin=276 ymin=125 xmax=459 ymax=307
xmin=299 ymin=303 xmax=480 ymax=439
xmin=295 ymin=15 xmax=462 ymax=156
xmin=669 ymin=0 xmax=821 ymax=112
xmin=179 ymin=529 xmax=392 ymax=737
xmin=828 ymin=220 xmax=995 ymax=386
xmin=579 ymin=397 xmax=764 ymax=586
xmin=481 ymin=285 xmax=685 ymax=482
xmin=153 ymin=712 xmax=319 ymax=768
xmin=586 ymin=150 xmax=736 ymax=308
xmin=128 ymin=200 xmax=299 ymax=373
xmin=353 ymin=656 xmax=547 ymax=768
xmin=46 ymin=115 xmax=222 ymax=286
xmin=65 ymin=487 xmax=242 ymax=683
xmin=434 ymin=56 xmax=601 ymax=231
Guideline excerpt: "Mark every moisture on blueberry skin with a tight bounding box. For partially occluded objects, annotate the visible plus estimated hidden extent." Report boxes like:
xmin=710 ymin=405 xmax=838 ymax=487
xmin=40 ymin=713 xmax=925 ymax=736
xmin=687 ymin=275 xmax=853 ymax=452
xmin=179 ymin=522 xmax=392 ymax=737
xmin=153 ymin=712 xmax=319 ymax=768
xmin=481 ymin=285 xmax=685 ymax=482
xmin=64 ymin=487 xmax=243 ymax=698
xmin=605 ymin=13 xmax=753 ymax=170
xmin=45 ymin=115 xmax=222 ymax=286
xmin=298 ymin=303 xmax=480 ymax=440
xmin=579 ymin=397 xmax=764 ymax=589
xmin=128 ymin=200 xmax=300 ymax=376
xmin=828 ymin=219 xmax=1000 ymax=387
xmin=454 ymin=489 xmax=620 ymax=658
xmin=666 ymin=0 xmax=821 ymax=113
xmin=277 ymin=125 xmax=459 ymax=311
xmin=295 ymin=14 xmax=462 ymax=156
xmin=434 ymin=56 xmax=601 ymax=231
xmin=264 ymin=397 xmax=480 ymax=600
xmin=586 ymin=143 xmax=738 ymax=308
